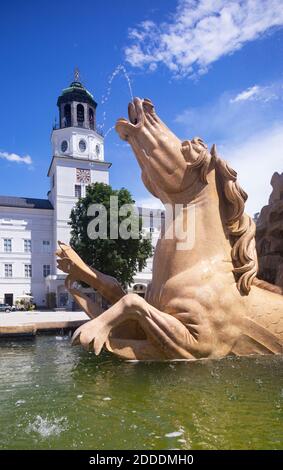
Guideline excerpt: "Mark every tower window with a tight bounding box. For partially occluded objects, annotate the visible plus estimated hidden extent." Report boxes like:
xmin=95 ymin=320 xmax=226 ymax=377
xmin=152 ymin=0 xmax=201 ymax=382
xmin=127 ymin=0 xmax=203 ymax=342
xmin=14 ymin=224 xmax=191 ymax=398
xmin=77 ymin=104 xmax=85 ymax=127
xmin=75 ymin=185 xmax=82 ymax=198
xmin=61 ymin=140 xmax=68 ymax=153
xmin=89 ymin=108 xmax=94 ymax=129
xmin=79 ymin=139 xmax=87 ymax=152
xmin=63 ymin=104 xmax=71 ymax=127
xmin=95 ymin=144 xmax=100 ymax=158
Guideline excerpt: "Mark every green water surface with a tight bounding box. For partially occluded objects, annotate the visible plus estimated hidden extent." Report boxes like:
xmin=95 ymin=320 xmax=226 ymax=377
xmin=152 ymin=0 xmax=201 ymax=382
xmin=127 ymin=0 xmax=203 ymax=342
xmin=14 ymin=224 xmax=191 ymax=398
xmin=0 ymin=335 xmax=282 ymax=450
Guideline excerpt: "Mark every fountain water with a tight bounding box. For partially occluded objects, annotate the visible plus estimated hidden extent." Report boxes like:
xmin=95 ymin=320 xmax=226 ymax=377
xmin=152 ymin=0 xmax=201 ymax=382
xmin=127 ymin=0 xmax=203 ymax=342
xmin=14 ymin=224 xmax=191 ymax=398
xmin=97 ymin=64 xmax=134 ymax=138
xmin=0 ymin=336 xmax=282 ymax=450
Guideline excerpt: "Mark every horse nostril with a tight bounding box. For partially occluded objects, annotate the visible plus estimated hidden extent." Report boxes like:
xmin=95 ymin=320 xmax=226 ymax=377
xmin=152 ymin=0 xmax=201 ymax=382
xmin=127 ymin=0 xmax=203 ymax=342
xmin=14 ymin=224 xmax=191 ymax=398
xmin=134 ymin=119 xmax=138 ymax=125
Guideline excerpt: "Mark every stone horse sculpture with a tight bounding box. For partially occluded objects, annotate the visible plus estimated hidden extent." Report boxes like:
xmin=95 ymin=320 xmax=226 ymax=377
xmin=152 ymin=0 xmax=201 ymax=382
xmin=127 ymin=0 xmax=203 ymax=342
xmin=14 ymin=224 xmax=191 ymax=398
xmin=57 ymin=98 xmax=283 ymax=360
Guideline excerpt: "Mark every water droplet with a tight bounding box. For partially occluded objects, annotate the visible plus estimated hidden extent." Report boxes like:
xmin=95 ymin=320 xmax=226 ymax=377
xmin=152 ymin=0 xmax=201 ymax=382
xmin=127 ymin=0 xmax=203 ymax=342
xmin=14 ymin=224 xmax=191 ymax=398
xmin=16 ymin=400 xmax=26 ymax=406
xmin=165 ymin=430 xmax=184 ymax=438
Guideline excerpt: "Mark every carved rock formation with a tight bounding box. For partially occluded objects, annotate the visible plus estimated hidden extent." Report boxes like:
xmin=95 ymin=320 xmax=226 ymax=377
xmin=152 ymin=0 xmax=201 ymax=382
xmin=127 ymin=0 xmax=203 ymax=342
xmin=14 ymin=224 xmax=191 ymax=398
xmin=256 ymin=172 xmax=283 ymax=288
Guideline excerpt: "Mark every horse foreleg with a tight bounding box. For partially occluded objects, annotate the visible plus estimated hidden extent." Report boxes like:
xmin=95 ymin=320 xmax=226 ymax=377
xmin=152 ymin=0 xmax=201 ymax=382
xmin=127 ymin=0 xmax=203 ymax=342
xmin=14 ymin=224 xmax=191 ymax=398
xmin=72 ymin=293 xmax=198 ymax=360
xmin=66 ymin=281 xmax=103 ymax=320
xmin=57 ymin=242 xmax=126 ymax=305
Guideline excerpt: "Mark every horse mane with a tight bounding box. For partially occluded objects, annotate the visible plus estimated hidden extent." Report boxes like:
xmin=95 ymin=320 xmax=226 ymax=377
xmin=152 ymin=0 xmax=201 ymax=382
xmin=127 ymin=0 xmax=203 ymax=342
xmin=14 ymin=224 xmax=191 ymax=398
xmin=183 ymin=138 xmax=282 ymax=296
xmin=211 ymin=147 xmax=258 ymax=295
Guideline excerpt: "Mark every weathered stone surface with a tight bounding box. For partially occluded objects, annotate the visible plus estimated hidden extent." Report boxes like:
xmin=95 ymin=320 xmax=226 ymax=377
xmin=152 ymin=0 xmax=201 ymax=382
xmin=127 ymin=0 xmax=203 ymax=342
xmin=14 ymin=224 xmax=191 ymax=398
xmin=256 ymin=172 xmax=283 ymax=288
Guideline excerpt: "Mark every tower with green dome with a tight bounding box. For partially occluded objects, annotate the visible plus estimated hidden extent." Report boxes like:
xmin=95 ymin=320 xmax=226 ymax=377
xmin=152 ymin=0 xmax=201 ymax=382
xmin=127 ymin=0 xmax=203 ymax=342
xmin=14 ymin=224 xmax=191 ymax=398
xmin=57 ymin=68 xmax=97 ymax=130
xmin=48 ymin=69 xmax=111 ymax=275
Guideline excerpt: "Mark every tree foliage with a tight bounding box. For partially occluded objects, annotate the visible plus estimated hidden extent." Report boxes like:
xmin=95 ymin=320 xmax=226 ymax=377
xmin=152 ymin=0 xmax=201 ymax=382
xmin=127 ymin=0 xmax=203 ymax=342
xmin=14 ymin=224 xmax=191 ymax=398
xmin=69 ymin=183 xmax=153 ymax=287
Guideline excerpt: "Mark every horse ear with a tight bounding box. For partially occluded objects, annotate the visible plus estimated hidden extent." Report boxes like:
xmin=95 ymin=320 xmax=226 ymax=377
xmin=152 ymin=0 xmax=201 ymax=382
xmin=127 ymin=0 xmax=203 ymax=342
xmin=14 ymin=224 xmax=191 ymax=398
xmin=210 ymin=144 xmax=217 ymax=158
xmin=192 ymin=137 xmax=207 ymax=149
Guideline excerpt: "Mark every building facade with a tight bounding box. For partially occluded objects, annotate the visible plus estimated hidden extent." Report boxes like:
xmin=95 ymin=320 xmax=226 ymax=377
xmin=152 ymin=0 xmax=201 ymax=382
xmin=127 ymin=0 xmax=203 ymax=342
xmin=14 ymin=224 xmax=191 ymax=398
xmin=0 ymin=198 xmax=54 ymax=307
xmin=0 ymin=74 xmax=160 ymax=308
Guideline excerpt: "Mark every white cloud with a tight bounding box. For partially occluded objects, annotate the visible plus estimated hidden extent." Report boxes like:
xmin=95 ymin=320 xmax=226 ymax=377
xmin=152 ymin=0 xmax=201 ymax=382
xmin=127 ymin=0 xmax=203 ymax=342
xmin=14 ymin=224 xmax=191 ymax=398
xmin=0 ymin=151 xmax=32 ymax=165
xmin=221 ymin=124 xmax=283 ymax=216
xmin=134 ymin=125 xmax=283 ymax=216
xmin=174 ymin=80 xmax=283 ymax=215
xmin=125 ymin=0 xmax=283 ymax=77
xmin=230 ymin=84 xmax=281 ymax=103
xmin=230 ymin=85 xmax=262 ymax=103
xmin=175 ymin=80 xmax=283 ymax=143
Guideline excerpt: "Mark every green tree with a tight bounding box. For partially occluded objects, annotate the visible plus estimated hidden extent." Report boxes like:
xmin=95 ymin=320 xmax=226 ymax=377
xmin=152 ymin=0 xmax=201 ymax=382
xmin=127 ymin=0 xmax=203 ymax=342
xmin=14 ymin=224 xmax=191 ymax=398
xmin=69 ymin=182 xmax=153 ymax=287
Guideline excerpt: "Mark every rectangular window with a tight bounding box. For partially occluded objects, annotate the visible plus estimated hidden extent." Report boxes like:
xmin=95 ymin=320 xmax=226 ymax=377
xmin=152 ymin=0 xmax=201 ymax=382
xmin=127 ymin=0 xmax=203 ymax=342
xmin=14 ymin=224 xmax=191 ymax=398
xmin=75 ymin=185 xmax=82 ymax=198
xmin=42 ymin=240 xmax=50 ymax=253
xmin=43 ymin=264 xmax=51 ymax=278
xmin=24 ymin=239 xmax=32 ymax=253
xmin=4 ymin=264 xmax=12 ymax=278
xmin=24 ymin=264 xmax=32 ymax=278
xmin=4 ymin=239 xmax=12 ymax=252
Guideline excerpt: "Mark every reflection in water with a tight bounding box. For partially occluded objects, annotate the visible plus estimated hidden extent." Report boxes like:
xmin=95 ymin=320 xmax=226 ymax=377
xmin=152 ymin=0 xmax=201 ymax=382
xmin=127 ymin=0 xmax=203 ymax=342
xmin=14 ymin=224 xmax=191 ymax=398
xmin=0 ymin=336 xmax=282 ymax=450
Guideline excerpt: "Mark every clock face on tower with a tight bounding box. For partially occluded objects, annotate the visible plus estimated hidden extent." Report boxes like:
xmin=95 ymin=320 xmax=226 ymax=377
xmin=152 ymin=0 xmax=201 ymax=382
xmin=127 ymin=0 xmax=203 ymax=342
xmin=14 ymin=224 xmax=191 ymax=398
xmin=76 ymin=168 xmax=91 ymax=184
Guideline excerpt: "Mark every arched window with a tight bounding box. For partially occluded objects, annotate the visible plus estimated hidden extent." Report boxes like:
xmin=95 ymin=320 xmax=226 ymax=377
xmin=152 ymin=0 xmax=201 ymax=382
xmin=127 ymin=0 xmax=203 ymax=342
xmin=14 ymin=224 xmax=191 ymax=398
xmin=77 ymin=104 xmax=85 ymax=127
xmin=63 ymin=104 xmax=71 ymax=127
xmin=89 ymin=108 xmax=94 ymax=129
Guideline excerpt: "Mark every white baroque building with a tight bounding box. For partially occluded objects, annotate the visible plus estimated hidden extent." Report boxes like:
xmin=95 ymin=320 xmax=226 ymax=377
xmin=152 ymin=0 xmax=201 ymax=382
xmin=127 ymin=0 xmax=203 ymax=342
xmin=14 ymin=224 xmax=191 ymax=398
xmin=0 ymin=74 xmax=161 ymax=309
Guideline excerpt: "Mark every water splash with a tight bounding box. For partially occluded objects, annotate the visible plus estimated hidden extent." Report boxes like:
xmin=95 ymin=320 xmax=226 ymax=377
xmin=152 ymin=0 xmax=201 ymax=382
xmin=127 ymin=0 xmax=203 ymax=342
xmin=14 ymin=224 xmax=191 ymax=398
xmin=26 ymin=415 xmax=68 ymax=438
xmin=98 ymin=64 xmax=134 ymax=138
xmin=15 ymin=399 xmax=26 ymax=406
xmin=165 ymin=430 xmax=184 ymax=438
xmin=103 ymin=125 xmax=115 ymax=139
xmin=101 ymin=64 xmax=133 ymax=107
xmin=55 ymin=335 xmax=69 ymax=341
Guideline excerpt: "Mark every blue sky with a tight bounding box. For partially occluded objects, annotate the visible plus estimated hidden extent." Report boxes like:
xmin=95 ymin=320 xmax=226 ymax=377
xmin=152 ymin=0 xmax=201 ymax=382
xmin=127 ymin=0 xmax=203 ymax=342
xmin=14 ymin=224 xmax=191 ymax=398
xmin=1 ymin=0 xmax=283 ymax=215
